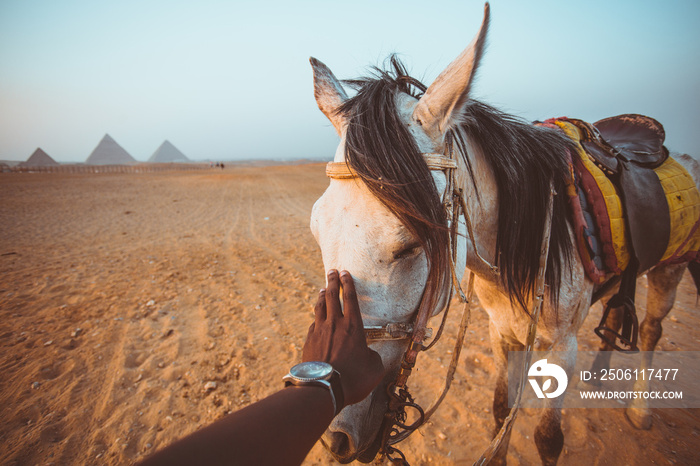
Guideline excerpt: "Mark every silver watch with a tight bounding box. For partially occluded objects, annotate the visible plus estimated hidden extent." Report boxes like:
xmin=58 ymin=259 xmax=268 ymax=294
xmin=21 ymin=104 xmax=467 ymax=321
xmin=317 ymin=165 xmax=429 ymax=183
xmin=283 ymin=361 xmax=344 ymax=416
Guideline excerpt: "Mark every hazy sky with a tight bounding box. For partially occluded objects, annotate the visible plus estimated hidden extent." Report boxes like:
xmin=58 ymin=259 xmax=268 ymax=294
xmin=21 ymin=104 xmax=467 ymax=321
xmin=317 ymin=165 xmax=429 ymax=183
xmin=1 ymin=0 xmax=699 ymax=162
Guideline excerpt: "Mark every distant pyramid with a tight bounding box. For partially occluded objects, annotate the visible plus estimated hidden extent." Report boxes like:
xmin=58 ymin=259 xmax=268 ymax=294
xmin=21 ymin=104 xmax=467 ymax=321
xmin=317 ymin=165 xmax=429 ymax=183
xmin=148 ymin=140 xmax=190 ymax=163
xmin=19 ymin=148 xmax=59 ymax=167
xmin=86 ymin=134 xmax=137 ymax=165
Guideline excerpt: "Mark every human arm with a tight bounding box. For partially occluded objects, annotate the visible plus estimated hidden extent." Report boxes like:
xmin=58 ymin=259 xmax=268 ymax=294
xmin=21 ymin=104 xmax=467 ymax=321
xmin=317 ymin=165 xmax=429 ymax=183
xmin=138 ymin=269 xmax=383 ymax=466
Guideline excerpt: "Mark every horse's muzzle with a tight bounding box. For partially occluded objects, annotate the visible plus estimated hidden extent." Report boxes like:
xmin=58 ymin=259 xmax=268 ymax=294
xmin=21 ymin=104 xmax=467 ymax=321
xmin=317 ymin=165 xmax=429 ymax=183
xmin=322 ymin=430 xmax=358 ymax=464
xmin=322 ymin=428 xmax=382 ymax=464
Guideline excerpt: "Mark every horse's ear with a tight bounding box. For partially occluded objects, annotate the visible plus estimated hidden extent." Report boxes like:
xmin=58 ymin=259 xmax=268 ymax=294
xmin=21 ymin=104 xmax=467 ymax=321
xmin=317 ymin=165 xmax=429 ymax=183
xmin=413 ymin=3 xmax=489 ymax=140
xmin=310 ymin=57 xmax=348 ymax=136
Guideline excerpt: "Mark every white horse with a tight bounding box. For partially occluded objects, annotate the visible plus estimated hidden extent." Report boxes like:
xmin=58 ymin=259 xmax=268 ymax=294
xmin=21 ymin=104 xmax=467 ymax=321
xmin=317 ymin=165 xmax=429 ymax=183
xmin=309 ymin=4 xmax=698 ymax=464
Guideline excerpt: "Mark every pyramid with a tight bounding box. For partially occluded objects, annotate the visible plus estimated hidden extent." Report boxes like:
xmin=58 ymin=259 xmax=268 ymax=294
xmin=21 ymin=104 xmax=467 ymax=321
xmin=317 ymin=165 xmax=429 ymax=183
xmin=148 ymin=140 xmax=190 ymax=163
xmin=19 ymin=148 xmax=59 ymax=167
xmin=85 ymin=134 xmax=137 ymax=165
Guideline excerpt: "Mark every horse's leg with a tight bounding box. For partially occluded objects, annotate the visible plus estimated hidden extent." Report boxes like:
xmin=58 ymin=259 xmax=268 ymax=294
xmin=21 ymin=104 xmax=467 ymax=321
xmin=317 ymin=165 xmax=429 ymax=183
xmin=626 ymin=262 xmax=686 ymax=429
xmin=489 ymin=321 xmax=523 ymax=466
xmin=534 ymin=335 xmax=577 ymax=466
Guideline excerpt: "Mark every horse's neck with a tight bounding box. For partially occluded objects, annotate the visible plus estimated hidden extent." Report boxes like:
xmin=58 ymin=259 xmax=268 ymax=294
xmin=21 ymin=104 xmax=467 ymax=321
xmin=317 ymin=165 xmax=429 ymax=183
xmin=456 ymin=139 xmax=500 ymax=281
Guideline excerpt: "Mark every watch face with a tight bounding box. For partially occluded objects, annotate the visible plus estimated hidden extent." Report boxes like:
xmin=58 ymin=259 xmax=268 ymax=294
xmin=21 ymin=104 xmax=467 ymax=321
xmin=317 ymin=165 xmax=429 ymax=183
xmin=290 ymin=361 xmax=333 ymax=381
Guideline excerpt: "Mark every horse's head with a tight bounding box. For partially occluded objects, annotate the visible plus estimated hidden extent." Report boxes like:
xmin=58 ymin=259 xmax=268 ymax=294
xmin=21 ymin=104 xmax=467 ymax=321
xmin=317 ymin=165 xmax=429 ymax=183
xmin=309 ymin=5 xmax=489 ymax=463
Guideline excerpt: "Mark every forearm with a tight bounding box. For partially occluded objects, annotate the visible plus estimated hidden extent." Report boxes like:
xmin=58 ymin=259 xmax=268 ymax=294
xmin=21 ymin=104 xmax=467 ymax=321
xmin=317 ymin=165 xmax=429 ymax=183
xmin=139 ymin=385 xmax=334 ymax=466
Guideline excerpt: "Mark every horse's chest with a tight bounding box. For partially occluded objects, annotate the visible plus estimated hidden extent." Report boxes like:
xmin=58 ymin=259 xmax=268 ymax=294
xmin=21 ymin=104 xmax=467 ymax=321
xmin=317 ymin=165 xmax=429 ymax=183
xmin=475 ymin=279 xmax=531 ymax=341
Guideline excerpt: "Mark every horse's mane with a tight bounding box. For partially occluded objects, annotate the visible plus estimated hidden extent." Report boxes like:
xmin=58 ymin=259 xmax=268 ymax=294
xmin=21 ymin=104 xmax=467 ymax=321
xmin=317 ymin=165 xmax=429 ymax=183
xmin=448 ymin=102 xmax=575 ymax=311
xmin=339 ymin=56 xmax=575 ymax=313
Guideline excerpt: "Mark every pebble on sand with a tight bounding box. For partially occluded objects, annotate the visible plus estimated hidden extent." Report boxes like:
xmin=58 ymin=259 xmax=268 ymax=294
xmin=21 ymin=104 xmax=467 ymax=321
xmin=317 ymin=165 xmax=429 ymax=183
xmin=204 ymin=381 xmax=217 ymax=391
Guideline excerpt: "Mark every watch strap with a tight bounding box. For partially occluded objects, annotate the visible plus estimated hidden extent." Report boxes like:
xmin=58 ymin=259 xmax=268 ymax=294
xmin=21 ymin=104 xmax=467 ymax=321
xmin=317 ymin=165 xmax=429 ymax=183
xmin=329 ymin=370 xmax=344 ymax=415
xmin=284 ymin=378 xmax=338 ymax=415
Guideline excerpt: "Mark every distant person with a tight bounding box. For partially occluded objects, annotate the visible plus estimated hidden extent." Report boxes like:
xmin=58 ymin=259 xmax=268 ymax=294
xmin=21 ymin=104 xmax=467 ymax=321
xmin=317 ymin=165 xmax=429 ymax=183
xmin=138 ymin=270 xmax=383 ymax=466
xmin=220 ymin=162 xmax=224 ymax=170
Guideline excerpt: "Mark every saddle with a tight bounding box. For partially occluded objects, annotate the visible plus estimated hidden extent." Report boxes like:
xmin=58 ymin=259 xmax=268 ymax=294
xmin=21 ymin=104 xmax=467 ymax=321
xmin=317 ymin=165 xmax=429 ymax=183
xmin=557 ymin=115 xmax=672 ymax=351
xmin=569 ymin=115 xmax=671 ymax=273
xmin=577 ymin=114 xmax=669 ymax=174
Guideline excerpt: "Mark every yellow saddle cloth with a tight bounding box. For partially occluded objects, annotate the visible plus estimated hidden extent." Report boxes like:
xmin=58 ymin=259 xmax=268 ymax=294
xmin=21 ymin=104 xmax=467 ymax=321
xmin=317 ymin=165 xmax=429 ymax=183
xmin=551 ymin=119 xmax=700 ymax=283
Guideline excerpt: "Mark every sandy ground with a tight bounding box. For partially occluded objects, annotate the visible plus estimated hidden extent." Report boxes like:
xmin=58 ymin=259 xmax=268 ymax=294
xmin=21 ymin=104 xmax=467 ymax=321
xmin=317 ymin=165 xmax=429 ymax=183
xmin=1 ymin=165 xmax=698 ymax=465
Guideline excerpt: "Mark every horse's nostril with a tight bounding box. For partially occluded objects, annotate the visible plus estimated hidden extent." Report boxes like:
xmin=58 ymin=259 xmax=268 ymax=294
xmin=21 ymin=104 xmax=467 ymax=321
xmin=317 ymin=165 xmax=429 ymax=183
xmin=326 ymin=431 xmax=354 ymax=458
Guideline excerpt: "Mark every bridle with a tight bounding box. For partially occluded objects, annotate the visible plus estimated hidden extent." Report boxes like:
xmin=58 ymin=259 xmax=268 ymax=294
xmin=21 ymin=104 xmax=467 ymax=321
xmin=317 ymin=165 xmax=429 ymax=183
xmin=326 ymin=151 xmax=482 ymax=462
xmin=325 ymin=149 xmax=554 ymax=464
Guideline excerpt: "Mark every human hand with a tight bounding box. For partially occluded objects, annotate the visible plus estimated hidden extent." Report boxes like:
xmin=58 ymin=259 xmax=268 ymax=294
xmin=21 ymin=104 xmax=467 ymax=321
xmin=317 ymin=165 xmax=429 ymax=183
xmin=302 ymin=270 xmax=384 ymax=408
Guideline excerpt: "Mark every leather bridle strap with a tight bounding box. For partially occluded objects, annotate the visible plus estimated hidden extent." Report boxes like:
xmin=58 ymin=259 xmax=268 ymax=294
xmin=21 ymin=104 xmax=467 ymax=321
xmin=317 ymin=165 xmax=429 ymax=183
xmin=326 ymin=154 xmax=458 ymax=179
xmin=473 ymin=184 xmax=556 ymax=465
xmin=424 ymin=271 xmax=474 ymax=421
xmin=364 ymin=324 xmax=433 ymax=342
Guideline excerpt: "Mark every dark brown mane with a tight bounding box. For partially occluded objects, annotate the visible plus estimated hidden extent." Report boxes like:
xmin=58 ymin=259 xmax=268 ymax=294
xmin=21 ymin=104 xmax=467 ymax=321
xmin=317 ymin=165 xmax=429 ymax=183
xmin=339 ymin=56 xmax=575 ymax=313
xmin=448 ymin=102 xmax=575 ymax=310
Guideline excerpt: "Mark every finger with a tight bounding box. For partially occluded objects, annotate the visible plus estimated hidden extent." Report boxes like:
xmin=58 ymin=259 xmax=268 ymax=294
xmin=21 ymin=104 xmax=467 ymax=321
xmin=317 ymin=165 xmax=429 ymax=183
xmin=325 ymin=269 xmax=341 ymax=320
xmin=339 ymin=270 xmax=362 ymax=327
xmin=314 ymin=288 xmax=327 ymax=327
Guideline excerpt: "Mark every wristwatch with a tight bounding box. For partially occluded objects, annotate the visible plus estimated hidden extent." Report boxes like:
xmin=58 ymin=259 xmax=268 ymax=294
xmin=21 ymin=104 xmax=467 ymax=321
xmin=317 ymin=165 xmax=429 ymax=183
xmin=283 ymin=361 xmax=344 ymax=416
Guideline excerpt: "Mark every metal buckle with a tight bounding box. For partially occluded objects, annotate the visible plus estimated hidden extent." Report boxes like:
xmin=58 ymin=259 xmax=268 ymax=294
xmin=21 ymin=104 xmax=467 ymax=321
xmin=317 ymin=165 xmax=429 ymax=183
xmin=364 ymin=323 xmax=433 ymax=342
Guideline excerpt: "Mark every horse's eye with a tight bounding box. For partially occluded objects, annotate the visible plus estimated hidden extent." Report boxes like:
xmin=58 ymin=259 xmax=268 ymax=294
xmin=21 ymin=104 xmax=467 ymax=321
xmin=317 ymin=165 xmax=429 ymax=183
xmin=393 ymin=243 xmax=421 ymax=260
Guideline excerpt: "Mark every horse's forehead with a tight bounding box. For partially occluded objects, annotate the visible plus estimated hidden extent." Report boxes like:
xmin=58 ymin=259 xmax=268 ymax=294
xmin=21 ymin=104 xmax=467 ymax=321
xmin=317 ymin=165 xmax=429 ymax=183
xmin=396 ymin=92 xmax=436 ymax=152
xmin=319 ymin=179 xmax=407 ymax=239
xmin=396 ymin=92 xmax=419 ymax=118
xmin=394 ymin=94 xmax=448 ymax=195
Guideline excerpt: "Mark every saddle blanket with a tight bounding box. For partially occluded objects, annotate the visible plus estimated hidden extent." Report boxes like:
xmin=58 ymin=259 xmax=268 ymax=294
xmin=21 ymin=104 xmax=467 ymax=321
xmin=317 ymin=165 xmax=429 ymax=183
xmin=546 ymin=118 xmax=700 ymax=284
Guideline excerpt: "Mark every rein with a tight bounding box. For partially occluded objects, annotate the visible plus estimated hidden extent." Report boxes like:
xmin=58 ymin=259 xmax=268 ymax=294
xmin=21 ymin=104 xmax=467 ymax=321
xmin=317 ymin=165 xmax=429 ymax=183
xmin=325 ymin=153 xmax=554 ymax=464
xmin=474 ymin=183 xmax=555 ymax=464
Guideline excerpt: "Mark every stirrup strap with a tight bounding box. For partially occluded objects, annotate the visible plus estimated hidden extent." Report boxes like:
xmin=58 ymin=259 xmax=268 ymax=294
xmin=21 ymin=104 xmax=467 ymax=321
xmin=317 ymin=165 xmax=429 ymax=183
xmin=594 ymin=258 xmax=640 ymax=352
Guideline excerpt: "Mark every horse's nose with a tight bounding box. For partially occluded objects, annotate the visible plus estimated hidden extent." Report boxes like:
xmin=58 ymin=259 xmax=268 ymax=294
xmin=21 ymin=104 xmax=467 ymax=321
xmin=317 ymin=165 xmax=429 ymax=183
xmin=324 ymin=430 xmax=357 ymax=464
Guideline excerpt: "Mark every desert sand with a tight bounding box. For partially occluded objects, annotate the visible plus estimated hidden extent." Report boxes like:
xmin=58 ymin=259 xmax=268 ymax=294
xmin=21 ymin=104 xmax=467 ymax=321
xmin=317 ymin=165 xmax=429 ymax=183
xmin=1 ymin=164 xmax=698 ymax=465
